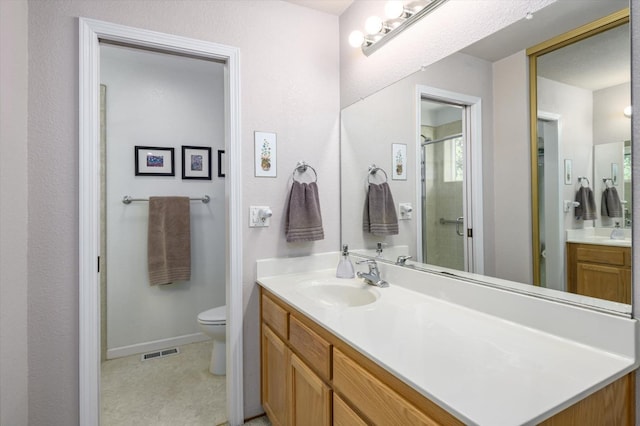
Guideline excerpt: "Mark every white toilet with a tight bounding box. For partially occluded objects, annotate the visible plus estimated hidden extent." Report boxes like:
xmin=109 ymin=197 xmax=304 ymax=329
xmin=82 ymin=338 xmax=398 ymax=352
xmin=197 ymin=305 xmax=226 ymax=375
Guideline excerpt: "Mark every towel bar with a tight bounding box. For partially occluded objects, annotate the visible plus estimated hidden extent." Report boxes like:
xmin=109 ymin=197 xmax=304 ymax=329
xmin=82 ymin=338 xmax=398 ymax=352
xmin=122 ymin=195 xmax=210 ymax=204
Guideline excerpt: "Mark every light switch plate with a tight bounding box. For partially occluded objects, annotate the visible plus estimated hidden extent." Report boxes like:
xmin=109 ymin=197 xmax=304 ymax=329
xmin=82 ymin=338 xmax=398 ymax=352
xmin=399 ymin=203 xmax=413 ymax=220
xmin=249 ymin=206 xmax=271 ymax=227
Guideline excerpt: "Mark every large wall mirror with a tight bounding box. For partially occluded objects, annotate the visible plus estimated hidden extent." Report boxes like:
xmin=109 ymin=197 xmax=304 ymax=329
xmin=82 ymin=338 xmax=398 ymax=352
xmin=340 ymin=1 xmax=632 ymax=315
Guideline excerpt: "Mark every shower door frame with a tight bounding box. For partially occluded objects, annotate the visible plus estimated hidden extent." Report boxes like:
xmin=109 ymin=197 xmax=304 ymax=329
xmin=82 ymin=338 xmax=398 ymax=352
xmin=415 ymin=85 xmax=484 ymax=274
xmin=79 ymin=18 xmax=243 ymax=425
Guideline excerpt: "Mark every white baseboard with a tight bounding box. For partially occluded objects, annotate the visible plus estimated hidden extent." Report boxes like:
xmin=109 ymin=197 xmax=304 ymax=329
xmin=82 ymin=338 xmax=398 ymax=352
xmin=106 ymin=332 xmax=211 ymax=359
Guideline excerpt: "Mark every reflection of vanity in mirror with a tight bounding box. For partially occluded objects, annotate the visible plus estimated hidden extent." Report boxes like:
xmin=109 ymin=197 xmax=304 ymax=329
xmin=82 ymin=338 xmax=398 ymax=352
xmin=341 ymin=2 xmax=632 ymax=314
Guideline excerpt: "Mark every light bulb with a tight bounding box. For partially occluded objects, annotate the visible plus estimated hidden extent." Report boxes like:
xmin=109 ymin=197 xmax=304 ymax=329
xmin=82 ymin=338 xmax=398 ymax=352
xmin=624 ymin=105 xmax=632 ymax=118
xmin=348 ymin=30 xmax=365 ymax=48
xmin=365 ymin=16 xmax=384 ymax=35
xmin=385 ymin=1 xmax=405 ymax=19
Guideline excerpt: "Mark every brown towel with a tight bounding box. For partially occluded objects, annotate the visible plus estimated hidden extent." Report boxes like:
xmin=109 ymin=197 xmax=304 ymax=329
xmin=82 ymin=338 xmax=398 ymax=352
xmin=363 ymin=182 xmax=399 ymax=235
xmin=148 ymin=196 xmax=191 ymax=285
xmin=601 ymin=187 xmax=622 ymax=218
xmin=285 ymin=181 xmax=324 ymax=242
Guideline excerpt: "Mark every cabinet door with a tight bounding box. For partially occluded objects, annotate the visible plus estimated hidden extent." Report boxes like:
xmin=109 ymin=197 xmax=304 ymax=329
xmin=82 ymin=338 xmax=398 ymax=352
xmin=576 ymin=262 xmax=630 ymax=304
xmin=262 ymin=324 xmax=289 ymax=426
xmin=334 ymin=394 xmax=367 ymax=426
xmin=289 ymin=353 xmax=331 ymax=426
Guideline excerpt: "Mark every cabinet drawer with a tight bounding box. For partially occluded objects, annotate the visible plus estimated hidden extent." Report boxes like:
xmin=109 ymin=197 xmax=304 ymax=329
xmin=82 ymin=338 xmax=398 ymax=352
xmin=262 ymin=294 xmax=288 ymax=338
xmin=289 ymin=315 xmax=331 ymax=381
xmin=575 ymin=246 xmax=627 ymax=266
xmin=333 ymin=348 xmax=438 ymax=426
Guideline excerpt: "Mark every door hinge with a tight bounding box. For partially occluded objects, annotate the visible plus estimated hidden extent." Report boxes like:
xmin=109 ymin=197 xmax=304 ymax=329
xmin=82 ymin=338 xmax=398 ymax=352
xmin=467 ymin=228 xmax=473 ymax=238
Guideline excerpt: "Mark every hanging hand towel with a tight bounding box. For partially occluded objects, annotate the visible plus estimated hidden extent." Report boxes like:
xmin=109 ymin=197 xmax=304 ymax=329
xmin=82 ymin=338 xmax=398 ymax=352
xmin=574 ymin=187 xmax=597 ymax=220
xmin=148 ymin=196 xmax=191 ymax=285
xmin=363 ymin=182 xmax=399 ymax=235
xmin=285 ymin=181 xmax=324 ymax=242
xmin=601 ymin=187 xmax=623 ymax=218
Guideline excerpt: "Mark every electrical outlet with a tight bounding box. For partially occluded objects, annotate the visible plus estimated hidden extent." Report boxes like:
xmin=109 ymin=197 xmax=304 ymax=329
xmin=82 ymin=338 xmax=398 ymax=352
xmin=249 ymin=206 xmax=272 ymax=227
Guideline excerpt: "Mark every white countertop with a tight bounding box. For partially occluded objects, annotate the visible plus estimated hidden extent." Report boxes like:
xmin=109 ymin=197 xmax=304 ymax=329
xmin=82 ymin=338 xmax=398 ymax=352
xmin=257 ymin=254 xmax=637 ymax=426
xmin=566 ymin=227 xmax=632 ymax=247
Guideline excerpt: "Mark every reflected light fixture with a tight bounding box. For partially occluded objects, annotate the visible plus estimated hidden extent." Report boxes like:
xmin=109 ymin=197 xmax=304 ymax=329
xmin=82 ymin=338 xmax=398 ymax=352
xmin=349 ymin=0 xmax=449 ymax=56
xmin=624 ymin=105 xmax=632 ymax=118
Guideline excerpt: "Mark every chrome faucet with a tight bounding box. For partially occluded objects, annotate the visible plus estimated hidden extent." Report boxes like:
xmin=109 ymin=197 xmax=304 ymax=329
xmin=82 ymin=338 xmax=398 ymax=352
xmin=356 ymin=259 xmax=389 ymax=288
xmin=395 ymin=255 xmax=412 ymax=266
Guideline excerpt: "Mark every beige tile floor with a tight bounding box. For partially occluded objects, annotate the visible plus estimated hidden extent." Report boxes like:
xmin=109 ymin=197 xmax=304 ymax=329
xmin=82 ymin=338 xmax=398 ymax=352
xmin=101 ymin=340 xmax=227 ymax=425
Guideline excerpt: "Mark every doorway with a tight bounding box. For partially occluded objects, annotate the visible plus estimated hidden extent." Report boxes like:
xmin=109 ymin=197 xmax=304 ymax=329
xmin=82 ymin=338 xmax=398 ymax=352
xmin=99 ymin=42 xmax=227 ymax=423
xmin=415 ymin=86 xmax=484 ymax=274
xmin=79 ymin=18 xmax=243 ymax=426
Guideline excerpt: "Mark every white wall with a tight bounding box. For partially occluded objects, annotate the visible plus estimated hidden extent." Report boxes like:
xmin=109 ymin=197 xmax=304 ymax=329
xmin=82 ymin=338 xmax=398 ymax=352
xmin=101 ymin=44 xmax=225 ymax=355
xmin=594 ymin=82 xmax=632 ymax=145
xmin=491 ymin=51 xmax=531 ymax=283
xmin=26 ymin=0 xmax=339 ymax=422
xmin=339 ymin=0 xmax=555 ymax=108
xmin=0 ymin=1 xmax=29 ymax=425
xmin=538 ymin=77 xmax=594 ymax=233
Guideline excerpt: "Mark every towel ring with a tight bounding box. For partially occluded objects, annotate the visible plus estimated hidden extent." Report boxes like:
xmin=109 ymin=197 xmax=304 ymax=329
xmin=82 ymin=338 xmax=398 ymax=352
xmin=603 ymin=177 xmax=614 ymax=188
xmin=292 ymin=161 xmax=318 ymax=183
xmin=577 ymin=176 xmax=590 ymax=187
xmin=368 ymin=164 xmax=388 ymax=184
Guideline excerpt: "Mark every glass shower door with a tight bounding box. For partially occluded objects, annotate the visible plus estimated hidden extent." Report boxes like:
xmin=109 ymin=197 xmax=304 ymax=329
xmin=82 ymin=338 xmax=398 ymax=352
xmin=421 ymin=134 xmax=465 ymax=271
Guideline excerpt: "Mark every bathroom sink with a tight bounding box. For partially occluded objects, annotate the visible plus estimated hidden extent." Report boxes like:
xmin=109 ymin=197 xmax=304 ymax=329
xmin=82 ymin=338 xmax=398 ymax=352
xmin=297 ymin=279 xmax=380 ymax=308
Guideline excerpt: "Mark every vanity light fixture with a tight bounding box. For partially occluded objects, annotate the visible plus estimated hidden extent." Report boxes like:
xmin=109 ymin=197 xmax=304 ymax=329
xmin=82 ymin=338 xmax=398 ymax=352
xmin=349 ymin=0 xmax=449 ymax=56
xmin=624 ymin=105 xmax=632 ymax=118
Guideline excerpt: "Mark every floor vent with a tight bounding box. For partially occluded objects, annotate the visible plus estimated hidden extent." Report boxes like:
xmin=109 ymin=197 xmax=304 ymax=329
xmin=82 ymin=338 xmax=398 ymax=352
xmin=141 ymin=347 xmax=180 ymax=361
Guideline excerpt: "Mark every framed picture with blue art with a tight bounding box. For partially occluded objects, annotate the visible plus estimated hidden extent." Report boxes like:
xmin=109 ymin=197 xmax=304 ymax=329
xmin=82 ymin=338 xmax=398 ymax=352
xmin=135 ymin=146 xmax=175 ymax=176
xmin=181 ymin=145 xmax=212 ymax=180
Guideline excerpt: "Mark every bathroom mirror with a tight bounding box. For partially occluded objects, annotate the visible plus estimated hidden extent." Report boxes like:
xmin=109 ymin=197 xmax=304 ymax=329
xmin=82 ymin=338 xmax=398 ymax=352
xmin=340 ymin=1 xmax=632 ymax=315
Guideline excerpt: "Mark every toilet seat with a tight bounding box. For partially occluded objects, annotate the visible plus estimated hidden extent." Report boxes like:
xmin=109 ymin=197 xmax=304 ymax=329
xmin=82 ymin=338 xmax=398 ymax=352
xmin=198 ymin=305 xmax=226 ymax=325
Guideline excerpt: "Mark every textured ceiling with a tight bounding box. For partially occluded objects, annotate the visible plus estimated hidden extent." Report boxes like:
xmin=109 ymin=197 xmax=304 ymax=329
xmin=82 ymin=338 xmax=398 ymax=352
xmin=283 ymin=0 xmax=353 ymax=16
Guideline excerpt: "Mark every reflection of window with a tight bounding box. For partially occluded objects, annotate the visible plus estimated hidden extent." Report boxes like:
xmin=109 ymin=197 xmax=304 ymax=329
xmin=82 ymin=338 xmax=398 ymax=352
xmin=624 ymin=144 xmax=631 ymax=182
xmin=444 ymin=137 xmax=463 ymax=182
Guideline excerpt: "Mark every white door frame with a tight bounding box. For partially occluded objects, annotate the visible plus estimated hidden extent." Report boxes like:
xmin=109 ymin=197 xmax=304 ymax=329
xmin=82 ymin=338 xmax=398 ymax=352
xmin=537 ymin=111 xmax=563 ymax=290
xmin=79 ymin=18 xmax=243 ymax=425
xmin=415 ymin=85 xmax=484 ymax=274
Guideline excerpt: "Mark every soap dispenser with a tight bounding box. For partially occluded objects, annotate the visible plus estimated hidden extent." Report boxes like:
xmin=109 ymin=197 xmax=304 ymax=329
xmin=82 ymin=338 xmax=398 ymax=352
xmin=336 ymin=244 xmax=355 ymax=279
xmin=610 ymin=221 xmax=625 ymax=240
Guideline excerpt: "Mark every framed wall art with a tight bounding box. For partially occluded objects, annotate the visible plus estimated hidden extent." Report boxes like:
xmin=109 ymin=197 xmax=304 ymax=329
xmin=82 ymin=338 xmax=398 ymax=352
xmin=135 ymin=146 xmax=175 ymax=176
xmin=182 ymin=145 xmax=212 ymax=180
xmin=254 ymin=131 xmax=277 ymax=177
xmin=218 ymin=150 xmax=225 ymax=178
xmin=392 ymin=143 xmax=407 ymax=180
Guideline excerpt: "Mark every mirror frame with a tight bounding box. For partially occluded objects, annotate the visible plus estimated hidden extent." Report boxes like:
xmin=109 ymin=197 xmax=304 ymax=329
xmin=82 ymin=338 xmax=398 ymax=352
xmin=527 ymin=9 xmax=630 ymax=286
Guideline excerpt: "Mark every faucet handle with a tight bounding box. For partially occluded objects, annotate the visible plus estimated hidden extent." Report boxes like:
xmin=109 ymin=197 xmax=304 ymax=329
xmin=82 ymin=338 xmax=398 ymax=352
xmin=396 ymin=255 xmax=412 ymax=266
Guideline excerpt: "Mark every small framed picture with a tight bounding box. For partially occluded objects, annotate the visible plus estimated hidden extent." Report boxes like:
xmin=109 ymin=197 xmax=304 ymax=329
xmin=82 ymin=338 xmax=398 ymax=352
xmin=254 ymin=131 xmax=277 ymax=177
xmin=611 ymin=162 xmax=619 ymax=186
xmin=564 ymin=159 xmax=572 ymax=185
xmin=392 ymin=143 xmax=407 ymax=180
xmin=135 ymin=146 xmax=175 ymax=176
xmin=181 ymin=145 xmax=212 ymax=180
xmin=217 ymin=150 xmax=225 ymax=178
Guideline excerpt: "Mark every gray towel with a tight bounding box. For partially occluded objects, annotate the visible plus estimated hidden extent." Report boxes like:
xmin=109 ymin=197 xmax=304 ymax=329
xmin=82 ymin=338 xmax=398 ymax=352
xmin=148 ymin=197 xmax=191 ymax=285
xmin=285 ymin=181 xmax=324 ymax=242
xmin=363 ymin=182 xmax=399 ymax=235
xmin=574 ymin=187 xmax=597 ymax=220
xmin=601 ymin=187 xmax=622 ymax=218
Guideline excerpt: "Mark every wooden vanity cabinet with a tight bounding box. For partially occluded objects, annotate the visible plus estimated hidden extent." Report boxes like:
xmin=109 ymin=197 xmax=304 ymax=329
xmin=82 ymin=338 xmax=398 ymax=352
xmin=260 ymin=286 xmax=635 ymax=426
xmin=566 ymin=242 xmax=631 ymax=304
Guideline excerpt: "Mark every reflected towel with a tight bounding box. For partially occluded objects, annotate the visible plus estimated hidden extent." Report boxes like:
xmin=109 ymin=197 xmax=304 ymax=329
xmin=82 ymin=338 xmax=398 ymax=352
xmin=148 ymin=196 xmax=191 ymax=285
xmin=601 ymin=187 xmax=623 ymax=218
xmin=363 ymin=182 xmax=399 ymax=235
xmin=285 ymin=181 xmax=324 ymax=242
xmin=574 ymin=187 xmax=597 ymax=220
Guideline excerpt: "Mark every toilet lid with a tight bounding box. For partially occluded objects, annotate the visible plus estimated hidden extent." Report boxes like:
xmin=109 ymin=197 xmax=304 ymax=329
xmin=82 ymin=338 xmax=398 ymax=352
xmin=198 ymin=305 xmax=226 ymax=324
